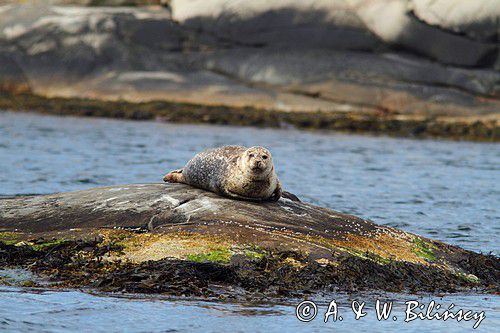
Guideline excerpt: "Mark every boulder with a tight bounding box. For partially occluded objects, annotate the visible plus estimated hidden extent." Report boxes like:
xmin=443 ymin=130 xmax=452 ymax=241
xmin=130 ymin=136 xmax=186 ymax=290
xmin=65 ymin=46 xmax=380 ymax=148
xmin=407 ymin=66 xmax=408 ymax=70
xmin=1 ymin=184 xmax=498 ymax=296
xmin=353 ymin=0 xmax=498 ymax=68
xmin=410 ymin=0 xmax=500 ymax=42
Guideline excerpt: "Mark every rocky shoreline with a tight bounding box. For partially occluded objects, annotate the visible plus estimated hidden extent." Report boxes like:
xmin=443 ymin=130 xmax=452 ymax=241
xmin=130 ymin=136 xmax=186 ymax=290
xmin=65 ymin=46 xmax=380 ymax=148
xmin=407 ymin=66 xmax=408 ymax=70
xmin=0 ymin=2 xmax=498 ymax=141
xmin=2 ymin=91 xmax=498 ymax=141
xmin=1 ymin=184 xmax=498 ymax=299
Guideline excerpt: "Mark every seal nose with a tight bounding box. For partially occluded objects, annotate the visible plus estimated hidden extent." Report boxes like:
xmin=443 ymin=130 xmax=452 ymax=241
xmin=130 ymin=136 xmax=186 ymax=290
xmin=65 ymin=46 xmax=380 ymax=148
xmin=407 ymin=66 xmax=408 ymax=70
xmin=256 ymin=161 xmax=263 ymax=168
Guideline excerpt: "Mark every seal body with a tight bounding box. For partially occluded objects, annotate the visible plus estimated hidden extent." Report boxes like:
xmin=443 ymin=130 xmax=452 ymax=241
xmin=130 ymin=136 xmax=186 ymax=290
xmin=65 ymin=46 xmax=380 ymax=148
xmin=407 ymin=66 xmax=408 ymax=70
xmin=163 ymin=146 xmax=282 ymax=201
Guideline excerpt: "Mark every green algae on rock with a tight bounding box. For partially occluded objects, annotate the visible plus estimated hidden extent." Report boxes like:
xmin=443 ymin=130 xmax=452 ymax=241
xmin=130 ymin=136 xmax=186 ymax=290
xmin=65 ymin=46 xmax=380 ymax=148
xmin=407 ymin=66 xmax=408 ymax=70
xmin=0 ymin=183 xmax=498 ymax=298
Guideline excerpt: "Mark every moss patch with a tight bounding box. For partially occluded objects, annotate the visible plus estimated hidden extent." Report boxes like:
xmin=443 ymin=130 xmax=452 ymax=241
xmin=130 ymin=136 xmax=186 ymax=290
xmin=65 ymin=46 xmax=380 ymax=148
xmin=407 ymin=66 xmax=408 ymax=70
xmin=412 ymin=237 xmax=437 ymax=262
xmin=98 ymin=230 xmax=236 ymax=263
xmin=31 ymin=239 xmax=68 ymax=251
xmin=331 ymin=232 xmax=428 ymax=264
xmin=97 ymin=230 xmax=271 ymax=264
xmin=186 ymin=248 xmax=233 ymax=264
xmin=242 ymin=249 xmax=266 ymax=260
xmin=0 ymin=232 xmax=22 ymax=246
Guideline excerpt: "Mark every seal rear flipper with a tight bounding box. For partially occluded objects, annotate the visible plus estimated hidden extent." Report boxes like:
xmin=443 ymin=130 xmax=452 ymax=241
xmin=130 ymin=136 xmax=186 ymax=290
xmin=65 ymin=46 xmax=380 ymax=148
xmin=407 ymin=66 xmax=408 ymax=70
xmin=163 ymin=169 xmax=185 ymax=183
xmin=222 ymin=189 xmax=263 ymax=202
xmin=281 ymin=191 xmax=300 ymax=202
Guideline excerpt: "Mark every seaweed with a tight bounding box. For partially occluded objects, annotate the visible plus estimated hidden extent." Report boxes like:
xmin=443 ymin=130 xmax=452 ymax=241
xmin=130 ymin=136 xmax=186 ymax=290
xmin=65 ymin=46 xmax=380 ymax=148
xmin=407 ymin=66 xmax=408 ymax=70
xmin=0 ymin=91 xmax=497 ymax=141
xmin=0 ymin=237 xmax=498 ymax=299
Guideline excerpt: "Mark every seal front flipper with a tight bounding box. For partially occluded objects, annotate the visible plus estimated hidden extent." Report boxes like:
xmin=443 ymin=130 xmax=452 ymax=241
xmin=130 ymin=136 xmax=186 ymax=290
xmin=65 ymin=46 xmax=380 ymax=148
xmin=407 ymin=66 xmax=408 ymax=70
xmin=269 ymin=181 xmax=282 ymax=202
xmin=163 ymin=168 xmax=185 ymax=183
xmin=223 ymin=189 xmax=263 ymax=202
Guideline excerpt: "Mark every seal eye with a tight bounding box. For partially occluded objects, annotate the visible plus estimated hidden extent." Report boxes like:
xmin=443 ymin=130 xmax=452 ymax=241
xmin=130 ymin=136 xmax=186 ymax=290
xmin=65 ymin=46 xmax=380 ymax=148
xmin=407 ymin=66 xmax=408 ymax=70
xmin=262 ymin=155 xmax=268 ymax=160
xmin=249 ymin=154 xmax=254 ymax=158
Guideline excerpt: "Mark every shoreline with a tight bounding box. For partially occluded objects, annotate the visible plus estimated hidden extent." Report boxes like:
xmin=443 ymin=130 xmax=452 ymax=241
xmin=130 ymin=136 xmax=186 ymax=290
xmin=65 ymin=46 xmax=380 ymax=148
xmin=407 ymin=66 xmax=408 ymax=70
xmin=1 ymin=92 xmax=498 ymax=142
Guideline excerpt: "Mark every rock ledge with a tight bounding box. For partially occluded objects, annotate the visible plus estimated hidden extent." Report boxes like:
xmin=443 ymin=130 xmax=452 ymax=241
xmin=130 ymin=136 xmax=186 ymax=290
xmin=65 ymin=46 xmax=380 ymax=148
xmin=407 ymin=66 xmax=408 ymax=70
xmin=1 ymin=184 xmax=498 ymax=298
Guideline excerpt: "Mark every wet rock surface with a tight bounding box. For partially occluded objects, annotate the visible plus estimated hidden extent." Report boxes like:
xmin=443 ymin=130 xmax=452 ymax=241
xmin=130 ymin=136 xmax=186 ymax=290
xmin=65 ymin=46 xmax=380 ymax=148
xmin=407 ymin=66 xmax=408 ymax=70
xmin=0 ymin=184 xmax=498 ymax=298
xmin=0 ymin=2 xmax=498 ymax=140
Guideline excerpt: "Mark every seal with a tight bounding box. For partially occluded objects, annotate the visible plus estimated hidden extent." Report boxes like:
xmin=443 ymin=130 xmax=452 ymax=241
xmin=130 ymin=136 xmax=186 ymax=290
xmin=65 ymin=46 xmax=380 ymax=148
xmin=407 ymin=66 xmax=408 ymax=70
xmin=163 ymin=145 xmax=282 ymax=201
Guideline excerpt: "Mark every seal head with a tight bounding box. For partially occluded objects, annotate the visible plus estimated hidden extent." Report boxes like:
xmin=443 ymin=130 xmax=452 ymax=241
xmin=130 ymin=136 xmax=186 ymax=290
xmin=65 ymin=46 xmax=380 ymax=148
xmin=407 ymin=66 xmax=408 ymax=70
xmin=238 ymin=146 xmax=274 ymax=179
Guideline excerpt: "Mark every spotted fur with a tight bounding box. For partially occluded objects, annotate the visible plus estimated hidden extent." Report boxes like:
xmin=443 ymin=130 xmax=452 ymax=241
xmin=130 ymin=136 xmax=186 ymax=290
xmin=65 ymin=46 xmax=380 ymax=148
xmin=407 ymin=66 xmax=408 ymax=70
xmin=163 ymin=145 xmax=282 ymax=201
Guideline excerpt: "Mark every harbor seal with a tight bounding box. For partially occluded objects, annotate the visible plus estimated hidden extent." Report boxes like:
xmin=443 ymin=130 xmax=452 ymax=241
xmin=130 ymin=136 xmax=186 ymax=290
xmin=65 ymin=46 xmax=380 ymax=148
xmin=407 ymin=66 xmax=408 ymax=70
xmin=163 ymin=145 xmax=282 ymax=201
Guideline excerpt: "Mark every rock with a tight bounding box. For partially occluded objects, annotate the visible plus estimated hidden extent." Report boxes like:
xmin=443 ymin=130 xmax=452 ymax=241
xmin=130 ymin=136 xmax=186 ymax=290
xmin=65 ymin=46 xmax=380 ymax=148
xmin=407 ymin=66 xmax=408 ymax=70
xmin=0 ymin=3 xmax=499 ymax=140
xmin=0 ymin=183 xmax=498 ymax=296
xmin=0 ymin=5 xmax=181 ymax=86
xmin=410 ymin=0 xmax=500 ymax=42
xmin=0 ymin=0 xmax=167 ymax=6
xmin=0 ymin=53 xmax=30 ymax=93
xmin=172 ymin=0 xmax=499 ymax=68
xmin=198 ymin=48 xmax=500 ymax=114
xmin=353 ymin=0 xmax=498 ymax=68
xmin=171 ymin=0 xmax=382 ymax=51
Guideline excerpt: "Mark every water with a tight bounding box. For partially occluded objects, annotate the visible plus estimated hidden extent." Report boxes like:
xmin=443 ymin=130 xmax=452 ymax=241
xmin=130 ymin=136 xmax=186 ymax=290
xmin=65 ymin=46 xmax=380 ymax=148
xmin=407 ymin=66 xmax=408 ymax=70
xmin=0 ymin=286 xmax=497 ymax=333
xmin=0 ymin=111 xmax=499 ymax=332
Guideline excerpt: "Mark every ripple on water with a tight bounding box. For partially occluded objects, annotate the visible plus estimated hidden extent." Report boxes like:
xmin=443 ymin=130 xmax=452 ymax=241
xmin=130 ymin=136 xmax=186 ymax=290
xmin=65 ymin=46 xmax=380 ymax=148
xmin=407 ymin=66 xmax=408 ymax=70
xmin=0 ymin=287 xmax=498 ymax=333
